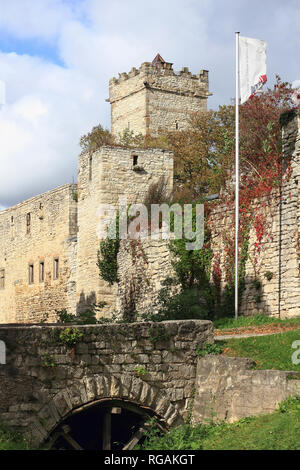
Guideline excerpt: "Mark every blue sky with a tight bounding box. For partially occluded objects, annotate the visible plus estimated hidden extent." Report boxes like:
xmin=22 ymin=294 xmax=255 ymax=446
xmin=0 ymin=0 xmax=300 ymax=208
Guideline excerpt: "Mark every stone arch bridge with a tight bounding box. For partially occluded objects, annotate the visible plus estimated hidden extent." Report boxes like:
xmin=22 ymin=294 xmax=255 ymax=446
xmin=0 ymin=320 xmax=213 ymax=449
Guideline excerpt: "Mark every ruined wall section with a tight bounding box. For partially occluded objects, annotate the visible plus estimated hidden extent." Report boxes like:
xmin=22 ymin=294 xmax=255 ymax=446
xmin=115 ymin=114 xmax=300 ymax=319
xmin=209 ymin=113 xmax=300 ymax=318
xmin=116 ymin=238 xmax=175 ymax=318
xmin=0 ymin=185 xmax=78 ymax=323
xmin=76 ymin=146 xmax=173 ymax=317
xmin=109 ymin=61 xmax=210 ymax=136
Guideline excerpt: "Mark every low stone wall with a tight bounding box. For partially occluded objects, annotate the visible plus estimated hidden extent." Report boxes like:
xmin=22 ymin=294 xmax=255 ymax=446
xmin=0 ymin=320 xmax=213 ymax=444
xmin=192 ymin=355 xmax=300 ymax=424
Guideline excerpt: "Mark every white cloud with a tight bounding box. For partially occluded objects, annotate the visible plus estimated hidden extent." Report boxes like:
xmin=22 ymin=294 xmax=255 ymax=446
xmin=0 ymin=0 xmax=77 ymax=41
xmin=0 ymin=51 xmax=106 ymax=207
xmin=1 ymin=0 xmax=300 ymax=209
xmin=0 ymin=0 xmax=212 ymax=208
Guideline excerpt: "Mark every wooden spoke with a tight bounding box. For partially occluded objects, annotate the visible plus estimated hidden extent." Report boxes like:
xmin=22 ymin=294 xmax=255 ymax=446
xmin=61 ymin=425 xmax=83 ymax=450
xmin=122 ymin=422 xmax=147 ymax=451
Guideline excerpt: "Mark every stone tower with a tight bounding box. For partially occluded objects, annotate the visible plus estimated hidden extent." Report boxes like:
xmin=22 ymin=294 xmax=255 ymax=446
xmin=108 ymin=54 xmax=211 ymax=137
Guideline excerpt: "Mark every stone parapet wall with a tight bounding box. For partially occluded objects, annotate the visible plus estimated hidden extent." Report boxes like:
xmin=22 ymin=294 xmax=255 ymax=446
xmin=0 ymin=320 xmax=213 ymax=444
xmin=1 ymin=322 xmax=299 ymax=445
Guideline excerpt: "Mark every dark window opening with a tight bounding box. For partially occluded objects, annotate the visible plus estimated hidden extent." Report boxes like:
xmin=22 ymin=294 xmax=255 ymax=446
xmin=133 ymin=155 xmax=138 ymax=166
xmin=0 ymin=269 xmax=5 ymax=290
xmin=11 ymin=216 xmax=14 ymax=223
xmin=53 ymin=258 xmax=59 ymax=280
xmin=29 ymin=264 xmax=34 ymax=284
xmin=26 ymin=213 xmax=31 ymax=234
xmin=39 ymin=262 xmax=45 ymax=283
xmin=175 ymin=121 xmax=179 ymax=130
xmin=89 ymin=156 xmax=93 ymax=181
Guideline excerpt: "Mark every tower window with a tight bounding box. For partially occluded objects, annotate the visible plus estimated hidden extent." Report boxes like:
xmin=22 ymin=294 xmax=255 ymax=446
xmin=26 ymin=213 xmax=31 ymax=234
xmin=89 ymin=155 xmax=93 ymax=181
xmin=39 ymin=262 xmax=45 ymax=283
xmin=29 ymin=264 xmax=34 ymax=284
xmin=0 ymin=269 xmax=5 ymax=290
xmin=133 ymin=155 xmax=138 ymax=166
xmin=175 ymin=121 xmax=179 ymax=130
xmin=53 ymin=258 xmax=59 ymax=280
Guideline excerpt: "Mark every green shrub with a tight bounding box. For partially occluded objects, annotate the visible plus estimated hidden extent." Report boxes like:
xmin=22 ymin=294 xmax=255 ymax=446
xmin=264 ymin=271 xmax=273 ymax=281
xmin=56 ymin=303 xmax=106 ymax=325
xmin=58 ymin=328 xmax=83 ymax=348
xmin=196 ymin=341 xmax=224 ymax=357
xmin=0 ymin=426 xmax=32 ymax=450
xmin=142 ymin=278 xmax=214 ymax=323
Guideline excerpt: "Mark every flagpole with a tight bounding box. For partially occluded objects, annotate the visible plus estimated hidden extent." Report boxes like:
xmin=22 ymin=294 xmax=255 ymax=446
xmin=235 ymin=31 xmax=240 ymax=321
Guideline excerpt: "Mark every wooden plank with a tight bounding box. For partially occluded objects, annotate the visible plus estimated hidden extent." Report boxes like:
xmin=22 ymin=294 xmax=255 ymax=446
xmin=102 ymin=410 xmax=111 ymax=450
xmin=111 ymin=407 xmax=122 ymax=414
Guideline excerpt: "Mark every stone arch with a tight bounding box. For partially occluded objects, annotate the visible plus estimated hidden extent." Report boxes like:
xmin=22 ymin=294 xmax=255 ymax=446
xmin=31 ymin=374 xmax=183 ymax=445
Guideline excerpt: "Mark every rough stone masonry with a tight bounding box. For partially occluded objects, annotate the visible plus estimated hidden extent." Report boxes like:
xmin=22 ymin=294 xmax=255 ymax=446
xmin=0 ymin=320 xmax=213 ymax=444
xmin=116 ymin=111 xmax=300 ymax=319
xmin=1 ymin=55 xmax=300 ymax=323
xmin=1 ymin=54 xmax=206 ymax=324
xmin=0 ymin=321 xmax=299 ymax=445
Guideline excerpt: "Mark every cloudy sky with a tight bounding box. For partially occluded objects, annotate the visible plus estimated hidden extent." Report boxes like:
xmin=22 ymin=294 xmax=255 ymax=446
xmin=0 ymin=0 xmax=299 ymax=209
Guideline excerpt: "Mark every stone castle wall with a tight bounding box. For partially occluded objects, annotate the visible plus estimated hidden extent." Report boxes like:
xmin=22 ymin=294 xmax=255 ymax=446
xmin=109 ymin=61 xmax=210 ymax=136
xmin=209 ymin=113 xmax=300 ymax=318
xmin=115 ymin=113 xmax=300 ymax=319
xmin=0 ymin=145 xmax=174 ymax=323
xmin=0 ymin=184 xmax=78 ymax=323
xmin=116 ymin=238 xmax=174 ymax=318
xmin=76 ymin=146 xmax=173 ymax=317
xmin=0 ymin=56 xmax=209 ymax=324
xmin=3 ymin=58 xmax=300 ymax=323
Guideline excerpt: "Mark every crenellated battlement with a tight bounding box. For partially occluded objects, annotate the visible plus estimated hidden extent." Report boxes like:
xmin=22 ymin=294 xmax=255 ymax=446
xmin=109 ymin=54 xmax=211 ymax=136
xmin=109 ymin=60 xmax=209 ymax=86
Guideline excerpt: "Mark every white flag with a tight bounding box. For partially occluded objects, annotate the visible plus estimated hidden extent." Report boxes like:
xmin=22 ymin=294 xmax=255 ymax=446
xmin=239 ymin=36 xmax=267 ymax=104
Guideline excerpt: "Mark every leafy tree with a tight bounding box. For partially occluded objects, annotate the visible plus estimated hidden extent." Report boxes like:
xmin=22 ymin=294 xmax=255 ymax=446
xmin=79 ymin=124 xmax=115 ymax=154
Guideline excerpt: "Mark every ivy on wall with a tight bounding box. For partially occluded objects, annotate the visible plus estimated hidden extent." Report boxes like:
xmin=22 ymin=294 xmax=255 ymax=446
xmin=97 ymin=215 xmax=120 ymax=285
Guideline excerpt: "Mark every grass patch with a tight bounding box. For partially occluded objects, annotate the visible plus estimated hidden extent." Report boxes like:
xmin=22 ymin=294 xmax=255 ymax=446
xmin=0 ymin=425 xmax=32 ymax=450
xmin=138 ymin=396 xmax=300 ymax=450
xmin=221 ymin=329 xmax=300 ymax=372
xmin=214 ymin=314 xmax=300 ymax=330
